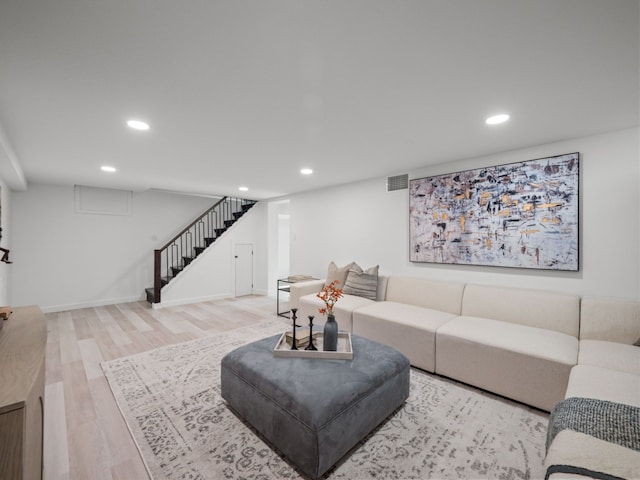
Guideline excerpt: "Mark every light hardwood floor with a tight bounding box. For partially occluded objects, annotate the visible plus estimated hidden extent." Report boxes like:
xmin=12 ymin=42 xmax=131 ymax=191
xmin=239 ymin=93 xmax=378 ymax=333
xmin=43 ymin=295 xmax=287 ymax=480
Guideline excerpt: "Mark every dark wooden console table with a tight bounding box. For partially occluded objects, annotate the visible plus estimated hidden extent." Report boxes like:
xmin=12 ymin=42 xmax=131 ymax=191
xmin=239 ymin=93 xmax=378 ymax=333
xmin=0 ymin=306 xmax=47 ymax=480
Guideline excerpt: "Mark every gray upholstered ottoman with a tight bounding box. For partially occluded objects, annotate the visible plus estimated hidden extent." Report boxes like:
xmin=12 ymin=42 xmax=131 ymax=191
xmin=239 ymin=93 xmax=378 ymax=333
xmin=220 ymin=334 xmax=410 ymax=479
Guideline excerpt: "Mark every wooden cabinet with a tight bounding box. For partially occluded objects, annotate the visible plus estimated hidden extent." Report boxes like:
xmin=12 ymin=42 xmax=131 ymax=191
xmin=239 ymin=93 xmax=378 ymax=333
xmin=0 ymin=306 xmax=46 ymax=480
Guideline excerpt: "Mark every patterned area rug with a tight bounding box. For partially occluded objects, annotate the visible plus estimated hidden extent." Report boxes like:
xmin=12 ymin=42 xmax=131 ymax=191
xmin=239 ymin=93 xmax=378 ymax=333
xmin=102 ymin=320 xmax=549 ymax=479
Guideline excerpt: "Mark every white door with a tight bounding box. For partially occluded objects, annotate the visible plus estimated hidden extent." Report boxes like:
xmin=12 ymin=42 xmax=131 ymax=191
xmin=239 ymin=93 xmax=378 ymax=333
xmin=235 ymin=243 xmax=253 ymax=297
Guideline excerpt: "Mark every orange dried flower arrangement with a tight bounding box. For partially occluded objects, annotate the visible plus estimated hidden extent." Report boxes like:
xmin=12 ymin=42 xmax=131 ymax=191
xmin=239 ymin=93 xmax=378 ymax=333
xmin=316 ymin=279 xmax=343 ymax=316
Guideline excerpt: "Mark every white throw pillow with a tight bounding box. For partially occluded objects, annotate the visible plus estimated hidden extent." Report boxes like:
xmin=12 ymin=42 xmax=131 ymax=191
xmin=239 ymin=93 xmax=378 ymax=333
xmin=325 ymin=261 xmax=354 ymax=288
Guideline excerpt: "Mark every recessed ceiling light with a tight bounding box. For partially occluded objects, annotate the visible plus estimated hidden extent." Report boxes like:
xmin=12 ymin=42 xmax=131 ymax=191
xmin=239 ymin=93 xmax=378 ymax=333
xmin=101 ymin=165 xmax=116 ymax=172
xmin=300 ymin=168 xmax=313 ymax=175
xmin=127 ymin=119 xmax=150 ymax=130
xmin=238 ymin=186 xmax=249 ymax=192
xmin=485 ymin=114 xmax=510 ymax=125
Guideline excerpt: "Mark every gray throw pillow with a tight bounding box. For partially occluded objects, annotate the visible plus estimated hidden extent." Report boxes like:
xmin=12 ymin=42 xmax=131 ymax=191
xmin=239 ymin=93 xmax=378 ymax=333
xmin=343 ymin=264 xmax=379 ymax=300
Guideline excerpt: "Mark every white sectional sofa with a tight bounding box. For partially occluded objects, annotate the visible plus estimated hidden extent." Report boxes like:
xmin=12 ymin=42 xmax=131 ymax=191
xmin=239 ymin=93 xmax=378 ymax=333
xmin=290 ymin=272 xmax=639 ymax=479
xmin=544 ymin=295 xmax=640 ymax=480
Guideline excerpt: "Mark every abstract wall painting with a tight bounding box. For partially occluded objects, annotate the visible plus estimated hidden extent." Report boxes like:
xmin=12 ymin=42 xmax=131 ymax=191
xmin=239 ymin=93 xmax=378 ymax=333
xmin=409 ymin=153 xmax=579 ymax=271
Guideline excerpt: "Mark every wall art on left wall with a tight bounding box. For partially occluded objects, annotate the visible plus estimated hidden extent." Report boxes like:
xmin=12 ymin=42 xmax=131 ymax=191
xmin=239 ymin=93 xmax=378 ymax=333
xmin=409 ymin=152 xmax=580 ymax=271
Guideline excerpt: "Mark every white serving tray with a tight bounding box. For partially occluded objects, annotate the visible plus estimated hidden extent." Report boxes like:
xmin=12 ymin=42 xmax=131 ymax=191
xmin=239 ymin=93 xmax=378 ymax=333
xmin=273 ymin=331 xmax=353 ymax=360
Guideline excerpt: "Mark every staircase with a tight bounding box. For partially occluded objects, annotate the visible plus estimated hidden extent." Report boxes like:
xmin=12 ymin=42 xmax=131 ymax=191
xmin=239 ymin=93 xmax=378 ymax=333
xmin=145 ymin=196 xmax=258 ymax=304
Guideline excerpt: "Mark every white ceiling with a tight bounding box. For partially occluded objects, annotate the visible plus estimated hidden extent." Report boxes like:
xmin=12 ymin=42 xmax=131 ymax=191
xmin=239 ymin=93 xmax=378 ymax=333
xmin=0 ymin=0 xmax=638 ymax=199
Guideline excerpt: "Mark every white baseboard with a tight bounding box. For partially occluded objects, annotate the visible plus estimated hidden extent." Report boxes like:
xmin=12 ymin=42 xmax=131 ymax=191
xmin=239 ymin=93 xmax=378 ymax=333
xmin=41 ymin=295 xmax=144 ymax=313
xmin=155 ymin=289 xmax=272 ymax=308
xmin=39 ymin=290 xmax=272 ymax=313
xmin=153 ymin=292 xmax=233 ymax=309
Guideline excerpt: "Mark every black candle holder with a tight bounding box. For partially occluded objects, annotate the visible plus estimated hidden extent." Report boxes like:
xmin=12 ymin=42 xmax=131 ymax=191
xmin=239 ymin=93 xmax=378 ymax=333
xmin=290 ymin=308 xmax=301 ymax=350
xmin=305 ymin=315 xmax=318 ymax=351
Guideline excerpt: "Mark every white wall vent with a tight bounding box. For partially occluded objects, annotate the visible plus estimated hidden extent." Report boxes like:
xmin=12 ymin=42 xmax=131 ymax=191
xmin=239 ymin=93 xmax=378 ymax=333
xmin=387 ymin=174 xmax=408 ymax=192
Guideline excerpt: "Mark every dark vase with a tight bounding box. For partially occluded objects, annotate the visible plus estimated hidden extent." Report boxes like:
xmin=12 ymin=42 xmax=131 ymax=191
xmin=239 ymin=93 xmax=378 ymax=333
xmin=323 ymin=314 xmax=338 ymax=351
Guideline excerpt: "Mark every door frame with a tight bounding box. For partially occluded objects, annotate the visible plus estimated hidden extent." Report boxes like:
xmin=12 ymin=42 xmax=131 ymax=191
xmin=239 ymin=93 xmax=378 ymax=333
xmin=234 ymin=243 xmax=254 ymax=297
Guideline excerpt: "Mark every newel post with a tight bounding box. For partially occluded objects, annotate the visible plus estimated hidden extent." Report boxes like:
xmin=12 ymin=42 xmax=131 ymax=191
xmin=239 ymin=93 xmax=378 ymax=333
xmin=153 ymin=249 xmax=162 ymax=304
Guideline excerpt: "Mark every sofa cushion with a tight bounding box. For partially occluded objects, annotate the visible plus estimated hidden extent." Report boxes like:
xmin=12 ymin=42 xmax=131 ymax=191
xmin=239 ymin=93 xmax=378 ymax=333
xmin=435 ymin=316 xmax=578 ymax=411
xmin=578 ymin=340 xmax=640 ymax=375
xmin=461 ymin=284 xmax=580 ymax=337
xmin=384 ymin=276 xmax=465 ymax=315
xmin=324 ymin=261 xmax=354 ymax=288
xmin=298 ymin=293 xmax=375 ymax=332
xmin=352 ymin=301 xmax=457 ymax=372
xmin=565 ymin=364 xmax=640 ymax=407
xmin=579 ymin=296 xmax=640 ymax=344
xmin=343 ymin=264 xmax=379 ymax=300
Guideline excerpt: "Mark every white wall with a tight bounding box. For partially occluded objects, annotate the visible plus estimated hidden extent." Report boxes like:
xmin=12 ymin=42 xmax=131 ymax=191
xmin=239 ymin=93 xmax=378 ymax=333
xmin=287 ymin=128 xmax=640 ymax=300
xmin=0 ymin=178 xmax=11 ymax=305
xmin=277 ymin=213 xmax=290 ymax=279
xmin=10 ymin=185 xmax=217 ymax=311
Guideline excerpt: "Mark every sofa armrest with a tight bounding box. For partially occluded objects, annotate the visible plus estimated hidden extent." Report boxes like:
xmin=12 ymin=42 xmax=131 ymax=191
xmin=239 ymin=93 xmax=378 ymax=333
xmin=289 ymin=279 xmax=325 ymax=311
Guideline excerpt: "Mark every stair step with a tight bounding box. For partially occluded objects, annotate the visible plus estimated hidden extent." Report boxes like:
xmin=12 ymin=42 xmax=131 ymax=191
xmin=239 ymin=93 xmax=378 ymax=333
xmin=233 ymin=211 xmax=243 ymax=219
xmin=194 ymin=246 xmax=206 ymax=255
xmin=171 ymin=266 xmax=183 ymax=276
xmin=145 ymin=288 xmax=155 ymax=303
xmin=204 ymin=237 xmax=216 ymax=246
xmin=224 ymin=219 xmax=235 ymax=228
xmin=214 ymin=228 xmax=226 ymax=236
xmin=183 ymin=256 xmax=194 ymax=266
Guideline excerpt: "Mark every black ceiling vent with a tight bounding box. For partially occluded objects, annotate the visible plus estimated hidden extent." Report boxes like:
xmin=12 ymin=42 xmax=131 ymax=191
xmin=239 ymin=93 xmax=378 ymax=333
xmin=387 ymin=174 xmax=408 ymax=192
